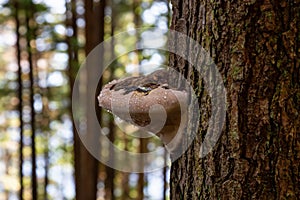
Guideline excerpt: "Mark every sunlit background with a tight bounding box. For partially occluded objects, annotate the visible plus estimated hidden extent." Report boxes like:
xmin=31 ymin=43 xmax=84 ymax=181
xmin=0 ymin=0 xmax=172 ymax=199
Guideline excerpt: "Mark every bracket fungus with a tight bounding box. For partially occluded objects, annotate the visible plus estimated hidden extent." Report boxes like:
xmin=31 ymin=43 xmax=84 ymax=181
xmin=98 ymin=69 xmax=188 ymax=154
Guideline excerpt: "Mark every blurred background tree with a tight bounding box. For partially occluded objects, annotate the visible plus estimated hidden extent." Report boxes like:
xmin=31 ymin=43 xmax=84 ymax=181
xmin=0 ymin=0 xmax=171 ymax=199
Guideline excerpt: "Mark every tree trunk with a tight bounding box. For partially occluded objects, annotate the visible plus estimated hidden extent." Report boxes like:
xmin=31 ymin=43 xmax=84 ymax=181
xmin=65 ymin=0 xmax=81 ymax=198
xmin=25 ymin=1 xmax=38 ymax=199
xmin=14 ymin=1 xmax=24 ymax=198
xmin=169 ymin=0 xmax=299 ymax=199
xmin=71 ymin=0 xmax=105 ymax=199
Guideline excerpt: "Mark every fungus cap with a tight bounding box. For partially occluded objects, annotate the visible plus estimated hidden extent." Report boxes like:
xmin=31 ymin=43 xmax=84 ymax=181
xmin=98 ymin=70 xmax=188 ymax=153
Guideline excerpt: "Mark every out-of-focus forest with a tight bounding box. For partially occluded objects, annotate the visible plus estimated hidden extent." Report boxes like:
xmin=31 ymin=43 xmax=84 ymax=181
xmin=0 ymin=0 xmax=171 ymax=199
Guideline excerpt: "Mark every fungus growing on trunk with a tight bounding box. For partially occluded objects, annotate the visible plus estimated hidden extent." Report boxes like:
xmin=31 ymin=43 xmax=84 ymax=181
xmin=98 ymin=69 xmax=188 ymax=154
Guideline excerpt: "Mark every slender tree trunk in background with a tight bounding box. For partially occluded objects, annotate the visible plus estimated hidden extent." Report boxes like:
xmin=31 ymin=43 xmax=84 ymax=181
xmin=65 ymin=0 xmax=83 ymax=199
xmin=14 ymin=1 xmax=24 ymax=199
xmin=104 ymin=2 xmax=116 ymax=199
xmin=104 ymin=117 xmax=115 ymax=200
xmin=43 ymin=130 xmax=49 ymax=200
xmin=169 ymin=0 xmax=299 ymax=199
xmin=42 ymin=96 xmax=50 ymax=200
xmin=69 ymin=0 xmax=105 ymax=199
xmin=65 ymin=0 xmax=81 ymax=198
xmin=121 ymin=139 xmax=130 ymax=200
xmin=163 ymin=151 xmax=168 ymax=200
xmin=105 ymin=2 xmax=115 ymax=199
xmin=25 ymin=1 xmax=37 ymax=199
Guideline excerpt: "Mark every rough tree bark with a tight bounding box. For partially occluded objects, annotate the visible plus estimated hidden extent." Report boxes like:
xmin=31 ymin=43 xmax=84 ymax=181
xmin=169 ymin=0 xmax=299 ymax=199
